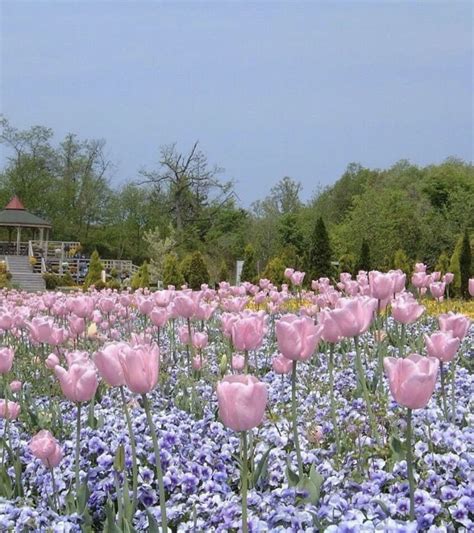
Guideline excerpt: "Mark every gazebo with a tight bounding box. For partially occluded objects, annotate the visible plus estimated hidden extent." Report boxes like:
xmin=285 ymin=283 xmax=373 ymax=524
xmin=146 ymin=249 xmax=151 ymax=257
xmin=0 ymin=196 xmax=51 ymax=255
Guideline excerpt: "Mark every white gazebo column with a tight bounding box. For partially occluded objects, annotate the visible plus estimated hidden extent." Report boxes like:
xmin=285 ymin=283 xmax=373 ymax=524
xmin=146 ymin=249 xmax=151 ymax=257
xmin=39 ymin=227 xmax=44 ymax=248
xmin=44 ymin=228 xmax=49 ymax=256
xmin=16 ymin=227 xmax=21 ymax=255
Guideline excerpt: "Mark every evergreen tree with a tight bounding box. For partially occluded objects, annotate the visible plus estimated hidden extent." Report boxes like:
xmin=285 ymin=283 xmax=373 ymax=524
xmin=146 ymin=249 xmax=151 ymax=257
xmin=218 ymin=259 xmax=229 ymax=283
xmin=262 ymin=255 xmax=287 ymax=286
xmin=460 ymin=228 xmax=472 ymax=299
xmin=241 ymin=244 xmax=257 ymax=283
xmin=449 ymin=235 xmax=463 ymax=296
xmin=339 ymin=253 xmax=356 ymax=275
xmin=162 ymin=253 xmax=185 ymax=287
xmin=435 ymin=251 xmax=451 ymax=276
xmin=393 ymin=249 xmax=411 ymax=276
xmin=131 ymin=261 xmax=150 ymax=290
xmin=187 ymin=251 xmax=210 ymax=290
xmin=84 ymin=250 xmax=103 ymax=289
xmin=180 ymin=253 xmax=194 ymax=285
xmin=306 ymin=217 xmax=332 ymax=280
xmin=356 ymin=239 xmax=371 ymax=272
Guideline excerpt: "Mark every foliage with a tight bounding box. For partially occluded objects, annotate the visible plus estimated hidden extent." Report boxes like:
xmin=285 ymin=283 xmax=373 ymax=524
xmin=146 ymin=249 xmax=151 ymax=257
xmin=218 ymin=260 xmax=229 ymax=283
xmin=241 ymin=244 xmax=257 ymax=283
xmin=306 ymin=217 xmax=332 ymax=281
xmin=449 ymin=236 xmax=463 ymax=296
xmin=393 ymin=249 xmax=411 ymax=276
xmin=459 ymin=228 xmax=472 ymax=299
xmin=143 ymin=225 xmax=176 ymax=282
xmin=435 ymin=251 xmax=451 ymax=276
xmin=162 ymin=253 xmax=184 ymax=288
xmin=186 ymin=251 xmax=210 ymax=290
xmin=262 ymin=255 xmax=287 ymax=286
xmin=131 ymin=261 xmax=150 ymax=290
xmin=83 ymin=251 xmax=103 ymax=289
xmin=356 ymin=239 xmax=371 ymax=272
xmin=338 ymin=254 xmax=356 ymax=275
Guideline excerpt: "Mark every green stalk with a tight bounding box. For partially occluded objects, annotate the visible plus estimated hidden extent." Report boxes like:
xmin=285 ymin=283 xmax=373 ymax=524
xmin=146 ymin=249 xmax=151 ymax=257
xmin=74 ymin=403 xmax=82 ymax=496
xmin=406 ymin=408 xmax=415 ymax=521
xmin=291 ymin=361 xmax=303 ymax=479
xmin=50 ymin=466 xmax=59 ymax=513
xmin=354 ymin=336 xmax=380 ymax=445
xmin=450 ymin=359 xmax=457 ymax=423
xmin=439 ymin=362 xmax=448 ymax=421
xmin=241 ymin=430 xmax=248 ymax=533
xmin=328 ymin=344 xmax=340 ymax=455
xmin=398 ymin=324 xmax=406 ymax=358
xmin=120 ymin=386 xmax=138 ymax=510
xmin=244 ymin=350 xmax=249 ymax=374
xmin=142 ymin=394 xmax=168 ymax=533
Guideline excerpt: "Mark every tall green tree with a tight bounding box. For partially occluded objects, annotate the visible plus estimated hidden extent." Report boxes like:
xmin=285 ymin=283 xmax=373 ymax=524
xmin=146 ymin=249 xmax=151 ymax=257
xmin=356 ymin=239 xmax=371 ymax=272
xmin=460 ymin=228 xmax=472 ymax=299
xmin=241 ymin=244 xmax=258 ymax=283
xmin=306 ymin=217 xmax=332 ymax=280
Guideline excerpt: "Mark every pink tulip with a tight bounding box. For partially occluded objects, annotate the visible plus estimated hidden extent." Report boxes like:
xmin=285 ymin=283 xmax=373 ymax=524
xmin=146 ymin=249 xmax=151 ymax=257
xmin=9 ymin=380 xmax=22 ymax=393
xmin=173 ymin=293 xmax=197 ymax=318
xmin=443 ymin=272 xmax=454 ymax=285
xmin=414 ymin=263 xmax=426 ymax=273
xmin=391 ymin=295 xmax=425 ymax=324
xmin=429 ymin=282 xmax=445 ymax=301
xmin=136 ymin=295 xmax=154 ymax=316
xmin=150 ymin=308 xmax=168 ymax=327
xmin=318 ymin=309 xmax=343 ymax=343
xmin=0 ymin=312 xmax=14 ymax=331
xmin=118 ymin=343 xmax=159 ymax=394
xmin=93 ymin=342 xmax=127 ymax=387
xmin=0 ymin=400 xmax=20 ymax=419
xmin=284 ymin=268 xmax=294 ymax=279
xmin=231 ymin=354 xmax=245 ymax=371
xmin=216 ymin=374 xmax=267 ymax=431
xmin=195 ymin=303 xmax=216 ymax=321
xmin=439 ymin=312 xmax=471 ymax=340
xmin=275 ymin=314 xmax=323 ymax=361
xmin=45 ymin=353 xmax=60 ymax=370
xmin=290 ymin=271 xmax=305 ymax=286
xmin=231 ymin=315 xmax=266 ymax=351
xmin=221 ymin=313 xmax=238 ymax=338
xmin=469 ymin=278 xmax=474 ymax=297
xmin=28 ymin=317 xmax=55 ymax=344
xmin=192 ymin=356 xmax=203 ymax=371
xmin=178 ymin=325 xmax=190 ymax=344
xmin=55 ymin=363 xmax=98 ymax=403
xmin=333 ymin=296 xmax=377 ymax=338
xmin=29 ymin=430 xmax=63 ymax=468
xmin=369 ymin=271 xmax=395 ymax=300
xmin=68 ymin=296 xmax=94 ymax=319
xmin=272 ymin=354 xmax=293 ymax=374
xmin=424 ymin=331 xmax=460 ymax=363
xmin=0 ymin=347 xmax=14 ymax=374
xmin=68 ymin=315 xmax=85 ymax=337
xmin=192 ymin=332 xmax=208 ymax=350
xmin=411 ymin=272 xmax=428 ymax=289
xmin=384 ymin=354 xmax=439 ymax=409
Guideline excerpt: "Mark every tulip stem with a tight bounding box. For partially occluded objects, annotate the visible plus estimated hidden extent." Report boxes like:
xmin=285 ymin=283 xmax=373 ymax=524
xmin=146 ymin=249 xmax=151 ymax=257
xmin=439 ymin=362 xmax=448 ymax=421
xmin=120 ymin=387 xmax=138 ymax=511
xmin=450 ymin=360 xmax=456 ymax=423
xmin=142 ymin=394 xmax=168 ymax=533
xmin=406 ymin=408 xmax=415 ymax=521
xmin=354 ymin=336 xmax=380 ymax=446
xmin=74 ymin=403 xmax=81 ymax=497
xmin=244 ymin=350 xmax=249 ymax=374
xmin=291 ymin=361 xmax=304 ymax=480
xmin=241 ymin=430 xmax=248 ymax=533
xmin=50 ymin=467 xmax=59 ymax=513
xmin=328 ymin=344 xmax=340 ymax=456
xmin=398 ymin=324 xmax=406 ymax=358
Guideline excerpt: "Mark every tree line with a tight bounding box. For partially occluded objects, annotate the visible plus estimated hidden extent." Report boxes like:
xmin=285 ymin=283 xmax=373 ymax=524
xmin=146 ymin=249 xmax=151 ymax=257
xmin=0 ymin=117 xmax=472 ymax=294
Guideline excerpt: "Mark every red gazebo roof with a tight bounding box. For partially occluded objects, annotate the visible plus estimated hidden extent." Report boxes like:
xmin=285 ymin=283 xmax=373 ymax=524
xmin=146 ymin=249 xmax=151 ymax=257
xmin=5 ymin=196 xmax=25 ymax=210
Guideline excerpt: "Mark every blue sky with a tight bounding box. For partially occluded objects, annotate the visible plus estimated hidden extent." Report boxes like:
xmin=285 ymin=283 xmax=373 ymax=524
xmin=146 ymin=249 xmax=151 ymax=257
xmin=1 ymin=1 xmax=472 ymax=205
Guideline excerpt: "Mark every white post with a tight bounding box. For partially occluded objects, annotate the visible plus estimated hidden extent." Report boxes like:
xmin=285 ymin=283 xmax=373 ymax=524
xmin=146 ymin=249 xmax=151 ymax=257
xmin=16 ymin=227 xmax=21 ymax=255
xmin=39 ymin=227 xmax=44 ymax=248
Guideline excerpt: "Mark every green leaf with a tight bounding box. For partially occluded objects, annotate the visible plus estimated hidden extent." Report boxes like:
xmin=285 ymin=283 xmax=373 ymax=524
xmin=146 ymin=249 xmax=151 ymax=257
xmin=286 ymin=461 xmax=299 ymax=487
xmin=114 ymin=444 xmax=125 ymax=472
xmin=123 ymin=475 xmax=133 ymax=522
xmin=145 ymin=509 xmax=160 ymax=533
xmin=373 ymin=498 xmax=390 ymax=516
xmin=253 ymin=446 xmax=273 ymax=489
xmin=77 ymin=478 xmax=90 ymax=514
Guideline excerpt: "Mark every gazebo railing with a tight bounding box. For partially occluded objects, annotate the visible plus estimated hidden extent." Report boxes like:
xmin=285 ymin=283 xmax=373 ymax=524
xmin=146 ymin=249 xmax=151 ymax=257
xmin=0 ymin=242 xmax=29 ymax=256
